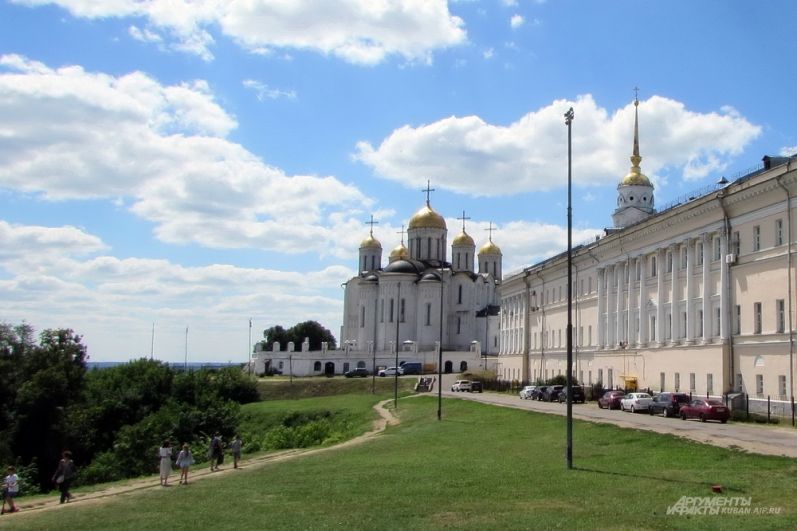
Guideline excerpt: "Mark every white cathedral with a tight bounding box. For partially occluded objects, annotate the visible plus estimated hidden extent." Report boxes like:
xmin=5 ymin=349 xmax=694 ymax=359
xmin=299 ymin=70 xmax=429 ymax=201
xmin=340 ymin=191 xmax=502 ymax=359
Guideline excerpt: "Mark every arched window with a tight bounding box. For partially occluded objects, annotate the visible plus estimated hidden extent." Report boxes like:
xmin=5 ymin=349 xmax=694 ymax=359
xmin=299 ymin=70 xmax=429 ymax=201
xmin=313 ymin=361 xmax=322 ymax=371
xmin=460 ymin=361 xmax=468 ymax=372
xmin=356 ymin=361 xmax=366 ymax=368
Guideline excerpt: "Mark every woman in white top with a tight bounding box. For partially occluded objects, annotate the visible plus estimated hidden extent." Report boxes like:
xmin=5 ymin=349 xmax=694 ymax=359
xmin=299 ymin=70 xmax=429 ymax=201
xmin=175 ymin=443 xmax=194 ymax=485
xmin=158 ymin=440 xmax=172 ymax=486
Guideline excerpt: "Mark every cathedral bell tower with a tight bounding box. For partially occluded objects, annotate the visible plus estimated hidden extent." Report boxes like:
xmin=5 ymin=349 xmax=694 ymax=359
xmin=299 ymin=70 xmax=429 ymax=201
xmin=612 ymin=93 xmax=655 ymax=228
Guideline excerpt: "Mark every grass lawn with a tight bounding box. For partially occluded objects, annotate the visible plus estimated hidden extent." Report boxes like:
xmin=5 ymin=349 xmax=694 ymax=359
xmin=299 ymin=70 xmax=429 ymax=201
xmin=7 ymin=395 xmax=796 ymax=530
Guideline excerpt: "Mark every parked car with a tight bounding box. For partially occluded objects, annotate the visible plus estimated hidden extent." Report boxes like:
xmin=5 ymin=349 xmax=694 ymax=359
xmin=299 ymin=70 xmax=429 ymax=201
xmin=620 ymin=392 xmax=653 ymax=412
xmin=680 ymin=399 xmax=730 ymax=423
xmin=648 ymin=392 xmax=690 ymax=417
xmin=557 ymin=386 xmax=585 ymax=404
xmin=470 ymin=381 xmax=483 ymax=393
xmin=378 ymin=367 xmax=400 ymax=377
xmin=398 ymin=362 xmax=422 ymax=375
xmin=344 ymin=367 xmax=369 ymax=378
xmin=451 ymin=380 xmax=472 ymax=392
xmin=542 ymin=385 xmax=564 ymax=402
xmin=532 ymin=385 xmax=549 ymax=401
xmin=519 ymin=385 xmax=537 ymax=399
xmin=597 ymin=390 xmax=625 ymax=410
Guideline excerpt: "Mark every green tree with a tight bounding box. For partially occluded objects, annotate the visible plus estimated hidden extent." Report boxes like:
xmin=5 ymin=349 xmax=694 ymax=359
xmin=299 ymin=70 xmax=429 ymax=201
xmin=287 ymin=321 xmax=337 ymax=350
xmin=11 ymin=328 xmax=88 ymax=488
xmin=261 ymin=325 xmax=289 ymax=351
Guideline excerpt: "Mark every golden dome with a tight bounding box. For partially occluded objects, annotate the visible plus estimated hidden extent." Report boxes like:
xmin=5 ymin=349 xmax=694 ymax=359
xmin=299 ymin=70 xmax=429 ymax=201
xmin=452 ymin=230 xmax=475 ymax=247
xmin=408 ymin=203 xmax=447 ymax=230
xmin=389 ymin=243 xmax=410 ymax=261
xmin=621 ymin=165 xmax=652 ymax=187
xmin=479 ymin=240 xmax=502 ymax=255
xmin=360 ymin=233 xmax=382 ymax=250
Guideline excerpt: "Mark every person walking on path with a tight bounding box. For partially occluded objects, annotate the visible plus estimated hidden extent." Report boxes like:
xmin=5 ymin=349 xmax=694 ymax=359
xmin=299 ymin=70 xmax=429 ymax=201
xmin=52 ymin=450 xmax=77 ymax=504
xmin=158 ymin=440 xmax=173 ymax=486
xmin=230 ymin=435 xmax=243 ymax=469
xmin=2 ymin=466 xmax=19 ymax=514
xmin=209 ymin=434 xmax=223 ymax=471
xmin=175 ymin=443 xmax=194 ymax=485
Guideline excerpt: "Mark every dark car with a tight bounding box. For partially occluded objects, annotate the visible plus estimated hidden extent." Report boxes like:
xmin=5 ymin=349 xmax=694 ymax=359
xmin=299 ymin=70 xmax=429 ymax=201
xmin=597 ymin=390 xmax=625 ymax=410
xmin=680 ymin=399 xmax=730 ymax=423
xmin=531 ymin=385 xmax=548 ymax=401
xmin=542 ymin=385 xmax=564 ymax=402
xmin=648 ymin=392 xmax=690 ymax=417
xmin=558 ymin=386 xmax=585 ymax=404
xmin=344 ymin=367 xmax=369 ymax=378
xmin=470 ymin=381 xmax=483 ymax=393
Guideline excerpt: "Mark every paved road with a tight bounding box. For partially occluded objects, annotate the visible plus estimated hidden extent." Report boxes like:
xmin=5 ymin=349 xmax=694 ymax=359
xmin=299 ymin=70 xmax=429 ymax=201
xmin=442 ymin=387 xmax=797 ymax=459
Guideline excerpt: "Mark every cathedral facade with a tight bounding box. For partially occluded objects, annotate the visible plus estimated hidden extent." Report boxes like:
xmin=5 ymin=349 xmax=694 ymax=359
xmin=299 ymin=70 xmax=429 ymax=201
xmin=340 ymin=197 xmax=502 ymax=359
xmin=498 ymin=97 xmax=797 ymax=416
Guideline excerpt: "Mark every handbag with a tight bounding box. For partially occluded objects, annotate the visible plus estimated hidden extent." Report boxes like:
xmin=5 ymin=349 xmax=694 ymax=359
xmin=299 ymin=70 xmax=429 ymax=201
xmin=56 ymin=474 xmax=65 ymax=484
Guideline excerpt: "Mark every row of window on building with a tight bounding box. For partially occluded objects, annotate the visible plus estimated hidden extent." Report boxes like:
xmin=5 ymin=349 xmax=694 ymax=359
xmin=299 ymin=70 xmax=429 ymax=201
xmin=532 ymin=218 xmax=787 ymax=309
xmin=528 ymin=299 xmax=787 ymax=350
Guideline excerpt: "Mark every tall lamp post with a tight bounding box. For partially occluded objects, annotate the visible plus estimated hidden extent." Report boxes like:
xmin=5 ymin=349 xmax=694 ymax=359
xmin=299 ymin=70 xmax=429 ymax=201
xmin=565 ymin=106 xmax=575 ymax=470
xmin=394 ymin=282 xmax=401 ymax=409
xmin=438 ymin=267 xmax=445 ymax=421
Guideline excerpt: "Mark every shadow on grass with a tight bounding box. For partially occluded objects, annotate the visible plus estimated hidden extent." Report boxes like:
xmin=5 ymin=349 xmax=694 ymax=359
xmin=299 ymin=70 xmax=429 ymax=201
xmin=573 ymin=465 xmax=746 ymax=493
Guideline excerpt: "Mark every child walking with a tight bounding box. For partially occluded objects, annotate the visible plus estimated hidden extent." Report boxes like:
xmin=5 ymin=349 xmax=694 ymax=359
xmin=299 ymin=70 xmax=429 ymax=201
xmin=2 ymin=466 xmax=19 ymax=514
xmin=175 ymin=443 xmax=194 ymax=485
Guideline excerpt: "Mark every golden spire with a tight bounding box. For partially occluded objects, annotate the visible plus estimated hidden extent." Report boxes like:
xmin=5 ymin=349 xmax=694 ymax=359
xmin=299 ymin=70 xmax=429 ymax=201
xmin=621 ymin=88 xmax=652 ymax=187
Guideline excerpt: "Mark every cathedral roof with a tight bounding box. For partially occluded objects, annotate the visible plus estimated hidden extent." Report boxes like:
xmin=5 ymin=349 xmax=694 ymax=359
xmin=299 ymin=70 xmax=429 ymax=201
xmin=359 ymin=233 xmax=382 ymax=250
xmin=479 ymin=239 xmax=502 ymax=256
xmin=383 ymin=258 xmax=425 ymax=274
xmin=408 ymin=203 xmax=447 ymax=230
xmin=452 ymin=229 xmax=475 ymax=247
xmin=389 ymin=243 xmax=410 ymax=262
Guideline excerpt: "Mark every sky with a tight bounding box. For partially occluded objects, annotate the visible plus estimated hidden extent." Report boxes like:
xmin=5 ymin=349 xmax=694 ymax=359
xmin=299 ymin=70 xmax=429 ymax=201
xmin=1 ymin=0 xmax=796 ymax=363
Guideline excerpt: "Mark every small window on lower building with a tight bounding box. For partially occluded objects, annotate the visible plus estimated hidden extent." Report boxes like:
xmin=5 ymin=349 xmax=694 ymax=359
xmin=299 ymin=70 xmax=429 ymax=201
xmin=707 ymin=373 xmax=714 ymax=396
xmin=755 ymin=374 xmax=764 ymax=396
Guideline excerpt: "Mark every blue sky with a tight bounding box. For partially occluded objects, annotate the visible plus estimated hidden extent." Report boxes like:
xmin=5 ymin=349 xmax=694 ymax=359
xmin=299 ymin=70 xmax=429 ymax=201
xmin=1 ymin=0 xmax=795 ymax=362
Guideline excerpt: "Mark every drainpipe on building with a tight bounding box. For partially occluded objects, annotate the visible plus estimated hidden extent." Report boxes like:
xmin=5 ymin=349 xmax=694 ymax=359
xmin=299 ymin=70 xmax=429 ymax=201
xmin=777 ymin=171 xmax=795 ymax=426
xmin=717 ymin=191 xmax=735 ymax=393
xmin=536 ymin=269 xmax=547 ymax=381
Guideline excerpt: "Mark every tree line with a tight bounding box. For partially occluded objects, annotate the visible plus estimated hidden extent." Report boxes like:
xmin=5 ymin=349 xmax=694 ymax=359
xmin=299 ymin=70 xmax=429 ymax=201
xmin=0 ymin=323 xmax=258 ymax=493
xmin=257 ymin=321 xmax=337 ymax=351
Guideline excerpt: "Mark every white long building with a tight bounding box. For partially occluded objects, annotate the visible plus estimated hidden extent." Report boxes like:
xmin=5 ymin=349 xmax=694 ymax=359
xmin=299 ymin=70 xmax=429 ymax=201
xmin=498 ymin=98 xmax=796 ymax=414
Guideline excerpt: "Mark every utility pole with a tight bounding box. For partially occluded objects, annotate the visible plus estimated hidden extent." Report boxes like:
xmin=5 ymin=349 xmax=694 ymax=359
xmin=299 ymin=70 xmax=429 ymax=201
xmin=565 ymin=106 xmax=575 ymax=470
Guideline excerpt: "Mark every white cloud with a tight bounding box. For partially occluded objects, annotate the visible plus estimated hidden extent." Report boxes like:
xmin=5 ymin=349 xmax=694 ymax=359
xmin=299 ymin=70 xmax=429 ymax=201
xmin=501 ymin=0 xmax=518 ymax=6
xmin=510 ymin=14 xmax=524 ymax=29
xmin=128 ymin=25 xmax=162 ymax=44
xmin=483 ymin=48 xmax=495 ymax=59
xmin=0 ymin=55 xmax=372 ymax=257
xmin=781 ymin=146 xmax=797 ymax=157
xmin=242 ymin=79 xmax=297 ymax=101
xmin=354 ymin=94 xmax=762 ymax=196
xmin=0 ymin=220 xmax=353 ymax=361
xmin=14 ymin=0 xmax=467 ymax=65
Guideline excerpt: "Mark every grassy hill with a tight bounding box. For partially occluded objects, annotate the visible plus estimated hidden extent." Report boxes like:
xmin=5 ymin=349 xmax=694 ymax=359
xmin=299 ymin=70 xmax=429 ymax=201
xmin=6 ymin=388 xmax=796 ymax=530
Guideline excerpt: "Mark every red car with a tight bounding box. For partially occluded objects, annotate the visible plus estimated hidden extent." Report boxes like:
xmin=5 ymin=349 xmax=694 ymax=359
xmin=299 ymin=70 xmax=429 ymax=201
xmin=679 ymin=399 xmax=730 ymax=423
xmin=597 ymin=390 xmax=625 ymax=410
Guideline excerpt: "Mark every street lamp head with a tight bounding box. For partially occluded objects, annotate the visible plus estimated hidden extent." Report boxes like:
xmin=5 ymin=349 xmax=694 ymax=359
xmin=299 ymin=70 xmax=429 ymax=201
xmin=564 ymin=107 xmax=574 ymax=125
